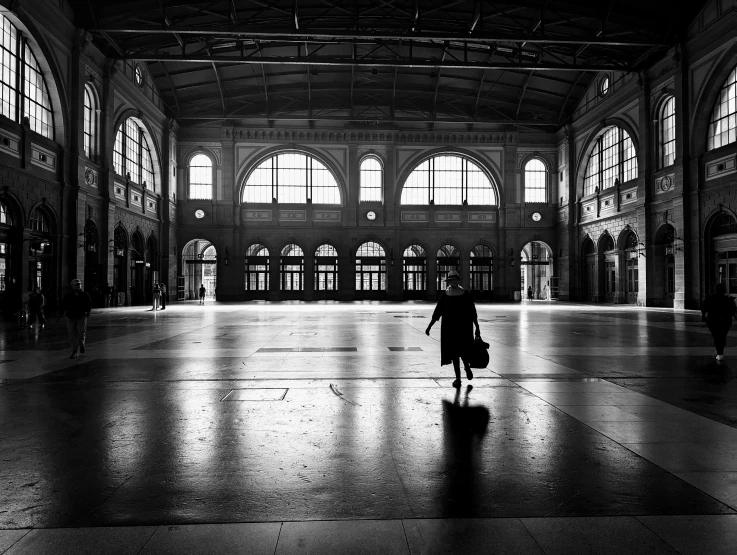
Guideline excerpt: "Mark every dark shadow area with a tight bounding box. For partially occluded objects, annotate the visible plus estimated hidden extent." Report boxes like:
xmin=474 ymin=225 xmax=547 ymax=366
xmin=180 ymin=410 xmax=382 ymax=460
xmin=441 ymin=385 xmax=490 ymax=517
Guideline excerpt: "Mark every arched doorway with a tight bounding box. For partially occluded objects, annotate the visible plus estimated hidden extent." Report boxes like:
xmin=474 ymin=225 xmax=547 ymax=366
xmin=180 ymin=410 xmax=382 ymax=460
xmin=280 ymin=243 xmax=304 ymax=298
xmin=470 ymin=244 xmax=493 ymax=301
xmin=581 ymin=238 xmax=595 ymax=302
xmin=182 ymin=240 xmax=217 ymax=300
xmin=403 ymin=244 xmax=427 ymax=300
xmin=653 ymin=224 xmax=676 ymax=308
xmin=436 ymin=244 xmax=460 ymax=291
xmin=28 ymin=207 xmax=54 ymax=306
xmin=622 ymin=232 xmax=639 ymax=304
xmin=600 ymin=234 xmax=616 ymax=303
xmin=314 ymin=244 xmax=338 ymax=299
xmin=146 ymin=235 xmax=159 ymax=305
xmin=0 ymin=199 xmax=20 ymax=313
xmin=84 ymin=220 xmax=100 ymax=304
xmin=520 ymin=241 xmax=552 ymax=300
xmin=130 ymin=231 xmax=145 ymax=304
xmin=355 ymin=241 xmax=386 ymax=300
xmin=245 ymin=243 xmax=269 ymax=299
xmin=113 ymin=226 xmax=127 ymax=306
xmin=708 ymin=212 xmax=737 ymax=294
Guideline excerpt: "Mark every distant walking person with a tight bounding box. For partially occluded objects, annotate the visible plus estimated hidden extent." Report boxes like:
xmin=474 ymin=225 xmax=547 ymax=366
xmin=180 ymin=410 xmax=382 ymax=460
xmin=152 ymin=283 xmax=161 ymax=310
xmin=59 ymin=279 xmax=92 ymax=359
xmin=426 ymin=270 xmax=481 ymax=388
xmin=102 ymin=282 xmax=112 ymax=308
xmin=160 ymin=283 xmax=167 ymax=310
xmin=701 ymin=283 xmax=737 ymax=362
xmin=527 ymin=285 xmax=533 ymax=301
xmin=27 ymin=287 xmax=46 ymax=330
xmin=199 ymin=284 xmax=206 ymax=304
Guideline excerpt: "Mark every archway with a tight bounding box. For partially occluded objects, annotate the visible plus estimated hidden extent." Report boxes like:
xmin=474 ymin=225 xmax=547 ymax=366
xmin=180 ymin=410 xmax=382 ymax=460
xmin=403 ymin=244 xmax=427 ymax=300
xmin=654 ymin=224 xmax=676 ymax=307
xmin=113 ymin=226 xmax=127 ymax=306
xmin=581 ymin=237 xmax=596 ymax=302
xmin=130 ymin=231 xmax=145 ymax=304
xmin=27 ymin=206 xmax=54 ymax=306
xmin=182 ymin=240 xmax=217 ymax=300
xmin=707 ymin=212 xmax=737 ymax=294
xmin=245 ymin=243 xmax=270 ymax=299
xmin=622 ymin=231 xmax=639 ymax=305
xmin=470 ymin=244 xmax=493 ymax=301
xmin=355 ymin=241 xmax=386 ymax=300
xmin=599 ymin=234 xmax=616 ymax=303
xmin=146 ymin=235 xmax=159 ymax=304
xmin=520 ymin=241 xmax=553 ymax=300
xmin=436 ymin=244 xmax=460 ymax=291
xmin=280 ymin=243 xmax=305 ymax=299
xmin=0 ymin=199 xmax=18 ymax=313
xmin=314 ymin=244 xmax=338 ymax=299
xmin=84 ymin=220 xmax=100 ymax=305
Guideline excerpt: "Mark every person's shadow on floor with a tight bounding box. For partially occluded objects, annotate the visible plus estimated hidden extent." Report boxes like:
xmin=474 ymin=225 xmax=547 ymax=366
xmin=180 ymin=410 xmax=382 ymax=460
xmin=440 ymin=385 xmax=490 ymax=517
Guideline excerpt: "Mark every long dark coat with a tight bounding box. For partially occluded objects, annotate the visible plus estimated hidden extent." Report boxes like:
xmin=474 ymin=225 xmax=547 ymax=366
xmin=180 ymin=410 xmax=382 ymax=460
xmin=432 ymin=289 xmax=477 ymax=365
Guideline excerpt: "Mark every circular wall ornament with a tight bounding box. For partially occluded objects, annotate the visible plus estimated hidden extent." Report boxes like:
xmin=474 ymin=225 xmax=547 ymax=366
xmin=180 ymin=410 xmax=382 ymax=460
xmin=531 ymin=212 xmax=542 ymax=222
xmin=366 ymin=210 xmax=377 ymax=221
xmin=659 ymin=176 xmax=673 ymax=192
xmin=195 ymin=209 xmax=205 ymax=219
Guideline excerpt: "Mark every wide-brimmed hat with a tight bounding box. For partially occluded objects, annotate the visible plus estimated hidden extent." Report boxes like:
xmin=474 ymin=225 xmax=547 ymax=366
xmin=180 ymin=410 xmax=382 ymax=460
xmin=445 ymin=270 xmax=461 ymax=281
xmin=71 ymin=279 xmax=81 ymax=286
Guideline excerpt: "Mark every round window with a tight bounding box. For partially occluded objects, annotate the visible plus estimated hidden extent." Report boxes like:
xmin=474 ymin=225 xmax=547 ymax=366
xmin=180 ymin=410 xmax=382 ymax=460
xmin=134 ymin=65 xmax=144 ymax=87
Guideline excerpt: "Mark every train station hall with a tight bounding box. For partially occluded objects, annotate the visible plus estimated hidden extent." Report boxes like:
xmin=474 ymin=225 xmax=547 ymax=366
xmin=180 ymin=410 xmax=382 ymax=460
xmin=1 ymin=0 xmax=737 ymax=553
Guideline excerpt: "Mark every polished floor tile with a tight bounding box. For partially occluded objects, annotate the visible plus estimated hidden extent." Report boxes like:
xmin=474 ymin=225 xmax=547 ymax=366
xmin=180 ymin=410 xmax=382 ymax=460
xmin=275 ymin=520 xmax=409 ymax=555
xmin=4 ymin=527 xmax=156 ymax=555
xmin=138 ymin=523 xmax=281 ymax=555
xmin=637 ymin=515 xmax=737 ymax=555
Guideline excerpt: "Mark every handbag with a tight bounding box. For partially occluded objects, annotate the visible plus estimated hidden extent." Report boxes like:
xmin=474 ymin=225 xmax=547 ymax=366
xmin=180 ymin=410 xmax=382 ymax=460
xmin=468 ymin=335 xmax=490 ymax=369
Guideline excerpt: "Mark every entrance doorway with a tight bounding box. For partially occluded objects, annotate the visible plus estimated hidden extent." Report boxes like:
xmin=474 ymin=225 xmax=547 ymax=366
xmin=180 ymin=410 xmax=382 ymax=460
xmin=436 ymin=244 xmax=460 ymax=291
xmin=403 ymin=244 xmax=427 ymax=300
xmin=708 ymin=213 xmax=737 ymax=294
xmin=623 ymin=232 xmax=639 ymax=304
xmin=280 ymin=244 xmax=304 ymax=298
xmin=182 ymin=239 xmax=217 ymax=300
xmin=599 ymin=234 xmax=616 ymax=303
xmin=520 ymin=241 xmax=552 ymax=300
xmin=581 ymin=238 xmax=595 ymax=302
xmin=355 ymin=241 xmax=386 ymax=300
xmin=470 ymin=244 xmax=493 ymax=301
xmin=130 ymin=231 xmax=145 ymax=304
xmin=314 ymin=244 xmax=338 ymax=299
xmin=245 ymin=243 xmax=270 ymax=299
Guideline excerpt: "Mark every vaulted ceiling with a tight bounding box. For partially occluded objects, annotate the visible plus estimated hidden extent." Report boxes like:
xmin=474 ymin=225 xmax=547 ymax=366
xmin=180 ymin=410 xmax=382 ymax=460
xmin=70 ymin=1 xmax=706 ymax=129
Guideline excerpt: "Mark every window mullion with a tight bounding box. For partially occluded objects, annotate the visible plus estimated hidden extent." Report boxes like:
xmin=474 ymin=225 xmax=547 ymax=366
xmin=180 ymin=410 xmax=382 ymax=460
xmin=15 ymin=35 xmax=23 ymax=124
xmin=273 ymin=156 xmax=277 ymax=202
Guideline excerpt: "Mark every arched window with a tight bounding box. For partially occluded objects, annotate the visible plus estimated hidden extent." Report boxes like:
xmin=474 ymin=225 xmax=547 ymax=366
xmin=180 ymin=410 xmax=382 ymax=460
xmin=113 ymin=118 xmax=155 ymax=190
xmin=600 ymin=234 xmax=615 ymax=252
xmin=708 ymin=67 xmax=737 ymax=150
xmin=315 ymin=244 xmax=338 ymax=292
xmin=0 ymin=200 xmax=10 ymax=225
xmin=83 ymin=87 xmax=94 ymax=158
xmin=403 ymin=244 xmax=427 ymax=296
xmin=436 ymin=244 xmax=461 ymax=290
xmin=360 ymin=156 xmax=383 ymax=202
xmin=470 ymin=245 xmax=493 ymax=296
xmin=28 ymin=207 xmax=48 ymax=232
xmin=660 ymin=97 xmax=676 ymax=168
xmin=400 ymin=154 xmax=497 ymax=205
xmin=245 ymin=244 xmax=270 ymax=293
xmin=524 ymin=159 xmax=547 ymax=203
xmin=0 ymin=14 xmax=54 ymax=138
xmin=189 ymin=154 xmax=213 ymax=200
xmin=356 ymin=242 xmax=386 ymax=292
xmin=280 ymin=244 xmax=304 ymax=291
xmin=624 ymin=233 xmax=639 ymax=302
xmin=243 ymin=152 xmax=341 ymax=204
xmin=583 ymin=126 xmax=637 ymax=197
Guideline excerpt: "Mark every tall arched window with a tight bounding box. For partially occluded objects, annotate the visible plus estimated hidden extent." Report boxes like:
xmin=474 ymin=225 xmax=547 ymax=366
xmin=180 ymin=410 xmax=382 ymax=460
xmin=243 ymin=152 xmax=341 ymax=204
xmin=524 ymin=159 xmax=547 ymax=203
xmin=708 ymin=67 xmax=737 ymax=150
xmin=315 ymin=244 xmax=338 ymax=292
xmin=360 ymin=156 xmax=383 ymax=202
xmin=400 ymin=154 xmax=497 ymax=205
xmin=660 ymin=97 xmax=676 ymax=168
xmin=280 ymin=244 xmax=304 ymax=291
xmin=356 ymin=241 xmax=386 ymax=292
xmin=0 ymin=14 xmax=54 ymax=138
xmin=189 ymin=154 xmax=213 ymax=200
xmin=83 ymin=86 xmax=96 ymax=159
xmin=583 ymin=126 xmax=637 ymax=197
xmin=113 ymin=118 xmax=155 ymax=190
xmin=245 ymin=243 xmax=270 ymax=293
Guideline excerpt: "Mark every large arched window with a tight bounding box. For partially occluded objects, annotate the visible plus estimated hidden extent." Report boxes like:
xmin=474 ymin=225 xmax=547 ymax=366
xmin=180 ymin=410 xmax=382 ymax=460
xmin=360 ymin=156 xmax=383 ymax=202
xmin=189 ymin=154 xmax=213 ymax=200
xmin=113 ymin=118 xmax=155 ymax=190
xmin=0 ymin=14 xmax=54 ymax=138
xmin=660 ymin=97 xmax=676 ymax=168
xmin=400 ymin=154 xmax=497 ymax=205
xmin=583 ymin=126 xmax=637 ymax=197
xmin=83 ymin=86 xmax=97 ymax=159
xmin=524 ymin=159 xmax=547 ymax=203
xmin=243 ymin=152 xmax=341 ymax=204
xmin=708 ymin=67 xmax=737 ymax=150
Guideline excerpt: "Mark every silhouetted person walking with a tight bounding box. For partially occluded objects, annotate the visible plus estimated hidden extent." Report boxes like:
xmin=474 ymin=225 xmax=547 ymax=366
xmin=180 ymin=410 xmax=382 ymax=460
xmin=199 ymin=284 xmax=206 ymax=304
xmin=160 ymin=283 xmax=167 ymax=310
xmin=152 ymin=283 xmax=161 ymax=310
xmin=59 ymin=279 xmax=92 ymax=359
xmin=426 ymin=270 xmax=481 ymax=387
xmin=702 ymin=282 xmax=737 ymax=362
xmin=27 ymin=287 xmax=45 ymax=330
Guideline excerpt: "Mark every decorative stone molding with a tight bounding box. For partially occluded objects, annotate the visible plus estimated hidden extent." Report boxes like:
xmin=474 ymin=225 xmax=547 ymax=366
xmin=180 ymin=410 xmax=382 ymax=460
xmin=278 ymin=210 xmax=306 ymax=222
xmin=146 ymin=198 xmax=156 ymax=213
xmin=313 ymin=210 xmax=341 ymax=222
xmin=130 ymin=190 xmax=142 ymax=207
xmin=114 ymin=184 xmax=126 ymax=201
xmin=601 ymin=195 xmax=615 ymax=209
xmin=30 ymin=144 xmax=56 ymax=171
xmin=401 ymin=211 xmax=429 ymax=222
xmin=705 ymin=154 xmax=736 ymax=181
xmin=0 ymin=130 xmax=20 ymax=157
xmin=655 ymin=174 xmax=675 ymax=194
xmin=468 ymin=212 xmax=496 ymax=223
xmin=243 ymin=209 xmax=272 ymax=221
xmin=84 ymin=167 xmax=98 ymax=188
xmin=558 ymin=209 xmax=568 ymax=223
xmin=435 ymin=212 xmax=461 ymax=222
xmin=621 ymin=186 xmax=638 ymax=205
xmin=226 ymin=128 xmax=515 ymax=145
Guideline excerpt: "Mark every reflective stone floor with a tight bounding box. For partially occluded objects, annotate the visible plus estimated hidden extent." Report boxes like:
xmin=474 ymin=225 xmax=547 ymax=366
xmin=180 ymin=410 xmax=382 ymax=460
xmin=1 ymin=301 xmax=737 ymax=554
